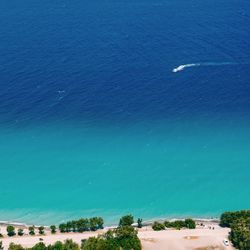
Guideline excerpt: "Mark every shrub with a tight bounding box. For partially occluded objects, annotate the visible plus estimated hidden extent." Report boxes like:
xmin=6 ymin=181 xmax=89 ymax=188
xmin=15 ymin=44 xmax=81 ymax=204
xmin=38 ymin=226 xmax=45 ymax=235
xmin=7 ymin=225 xmax=16 ymax=237
xmin=164 ymin=219 xmax=196 ymax=229
xmin=31 ymin=242 xmax=47 ymax=250
xmin=184 ymin=219 xmax=196 ymax=229
xmin=29 ymin=226 xmax=35 ymax=235
xmin=18 ymin=229 xmax=24 ymax=236
xmin=119 ymin=215 xmax=134 ymax=227
xmin=50 ymin=225 xmax=57 ymax=234
xmin=137 ymin=218 xmax=143 ymax=228
xmin=152 ymin=222 xmax=165 ymax=231
xmin=8 ymin=243 xmax=24 ymax=250
xmin=58 ymin=223 xmax=66 ymax=233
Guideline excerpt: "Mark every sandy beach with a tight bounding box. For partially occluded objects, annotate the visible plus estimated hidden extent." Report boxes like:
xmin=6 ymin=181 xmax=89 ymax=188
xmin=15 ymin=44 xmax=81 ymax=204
xmin=0 ymin=222 xmax=235 ymax=250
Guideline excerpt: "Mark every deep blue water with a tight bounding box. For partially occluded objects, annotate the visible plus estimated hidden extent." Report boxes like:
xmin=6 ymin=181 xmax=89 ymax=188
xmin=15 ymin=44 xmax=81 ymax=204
xmin=0 ymin=0 xmax=250 ymax=225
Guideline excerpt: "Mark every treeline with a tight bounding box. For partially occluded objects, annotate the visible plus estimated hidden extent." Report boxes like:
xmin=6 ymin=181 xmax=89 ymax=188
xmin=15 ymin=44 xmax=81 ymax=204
xmin=220 ymin=210 xmax=250 ymax=227
xmin=220 ymin=210 xmax=250 ymax=250
xmin=2 ymin=217 xmax=104 ymax=237
xmin=59 ymin=217 xmax=104 ymax=233
xmin=152 ymin=218 xmax=196 ymax=231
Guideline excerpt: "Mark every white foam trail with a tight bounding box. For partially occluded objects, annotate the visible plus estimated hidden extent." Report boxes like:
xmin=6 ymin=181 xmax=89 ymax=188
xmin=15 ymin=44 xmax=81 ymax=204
xmin=172 ymin=63 xmax=200 ymax=73
xmin=172 ymin=62 xmax=240 ymax=73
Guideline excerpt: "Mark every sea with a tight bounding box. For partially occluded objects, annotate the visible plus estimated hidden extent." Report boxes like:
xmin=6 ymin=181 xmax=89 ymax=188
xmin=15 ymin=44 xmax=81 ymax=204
xmin=0 ymin=0 xmax=250 ymax=226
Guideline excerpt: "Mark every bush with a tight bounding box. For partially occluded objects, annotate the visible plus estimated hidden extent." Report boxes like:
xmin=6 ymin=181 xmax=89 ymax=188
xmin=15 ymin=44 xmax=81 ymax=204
xmin=18 ymin=229 xmax=24 ymax=236
xmin=31 ymin=242 xmax=47 ymax=250
xmin=137 ymin=218 xmax=143 ymax=228
xmin=29 ymin=226 xmax=35 ymax=235
xmin=119 ymin=215 xmax=134 ymax=227
xmin=164 ymin=219 xmax=196 ymax=229
xmin=184 ymin=219 xmax=196 ymax=229
xmin=38 ymin=226 xmax=45 ymax=235
xmin=47 ymin=241 xmax=64 ymax=250
xmin=152 ymin=222 xmax=165 ymax=231
xmin=7 ymin=225 xmax=16 ymax=237
xmin=8 ymin=243 xmax=24 ymax=250
xmin=63 ymin=239 xmax=79 ymax=250
xmin=50 ymin=225 xmax=57 ymax=234
xmin=59 ymin=223 xmax=66 ymax=233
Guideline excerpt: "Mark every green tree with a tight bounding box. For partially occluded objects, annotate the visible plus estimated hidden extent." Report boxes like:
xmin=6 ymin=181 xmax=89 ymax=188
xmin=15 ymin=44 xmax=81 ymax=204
xmin=38 ymin=226 xmax=45 ymax=235
xmin=115 ymin=226 xmax=141 ymax=250
xmin=184 ymin=218 xmax=196 ymax=229
xmin=72 ymin=221 xmax=77 ymax=232
xmin=119 ymin=215 xmax=134 ymax=227
xmin=50 ymin=225 xmax=57 ymax=234
xmin=137 ymin=218 xmax=143 ymax=228
xmin=59 ymin=223 xmax=66 ymax=233
xmin=229 ymin=218 xmax=250 ymax=250
xmin=66 ymin=221 xmax=72 ymax=233
xmin=29 ymin=226 xmax=35 ymax=235
xmin=89 ymin=217 xmax=104 ymax=231
xmin=82 ymin=226 xmax=141 ymax=250
xmin=48 ymin=241 xmax=63 ymax=250
xmin=63 ymin=239 xmax=79 ymax=250
xmin=8 ymin=243 xmax=24 ymax=250
xmin=32 ymin=242 xmax=47 ymax=250
xmin=77 ymin=219 xmax=89 ymax=232
xmin=18 ymin=228 xmax=24 ymax=236
xmin=220 ymin=210 xmax=250 ymax=228
xmin=7 ymin=225 xmax=16 ymax=237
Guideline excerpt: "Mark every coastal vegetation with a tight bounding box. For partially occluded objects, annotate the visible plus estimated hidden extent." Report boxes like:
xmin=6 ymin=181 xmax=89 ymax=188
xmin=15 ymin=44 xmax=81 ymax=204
xmin=220 ymin=210 xmax=250 ymax=250
xmin=50 ymin=225 xmax=56 ymax=234
xmin=82 ymin=226 xmax=141 ymax=250
xmin=152 ymin=219 xmax=196 ymax=231
xmin=5 ymin=215 xmax=141 ymax=250
xmin=152 ymin=222 xmax=165 ymax=231
xmin=7 ymin=225 xmax=16 ymax=237
xmin=38 ymin=226 xmax=45 ymax=235
xmin=17 ymin=229 xmax=24 ymax=236
xmin=58 ymin=217 xmax=104 ymax=233
xmin=8 ymin=240 xmax=79 ymax=250
xmin=137 ymin=218 xmax=143 ymax=228
xmin=29 ymin=226 xmax=35 ymax=236
xmin=119 ymin=215 xmax=134 ymax=227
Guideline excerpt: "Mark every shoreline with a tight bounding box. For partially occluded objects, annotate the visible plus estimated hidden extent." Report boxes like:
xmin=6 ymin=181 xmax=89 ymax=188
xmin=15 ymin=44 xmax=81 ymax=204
xmin=0 ymin=216 xmax=220 ymax=229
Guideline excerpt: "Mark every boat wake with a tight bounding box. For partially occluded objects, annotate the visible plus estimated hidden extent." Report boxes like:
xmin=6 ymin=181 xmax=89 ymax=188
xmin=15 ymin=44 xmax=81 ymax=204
xmin=172 ymin=63 xmax=200 ymax=73
xmin=172 ymin=62 xmax=239 ymax=73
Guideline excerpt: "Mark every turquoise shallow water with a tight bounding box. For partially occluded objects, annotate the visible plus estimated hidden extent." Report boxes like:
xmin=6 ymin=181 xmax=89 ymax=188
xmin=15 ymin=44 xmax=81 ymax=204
xmin=1 ymin=118 xmax=250 ymax=225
